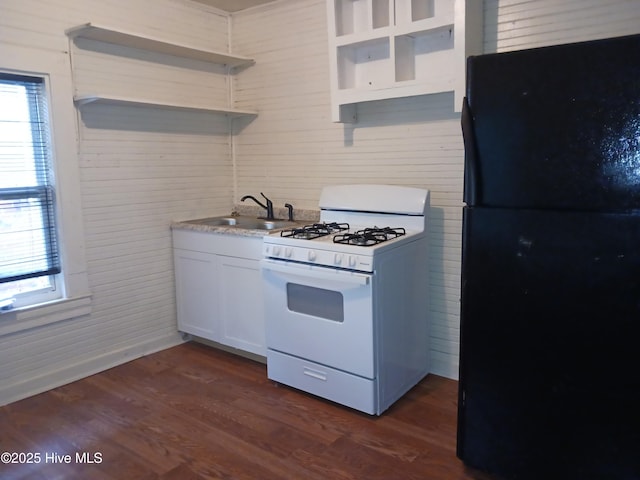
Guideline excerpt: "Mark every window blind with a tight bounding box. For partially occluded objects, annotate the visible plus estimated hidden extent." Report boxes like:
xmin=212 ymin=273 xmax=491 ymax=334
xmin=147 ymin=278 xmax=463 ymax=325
xmin=0 ymin=73 xmax=61 ymax=284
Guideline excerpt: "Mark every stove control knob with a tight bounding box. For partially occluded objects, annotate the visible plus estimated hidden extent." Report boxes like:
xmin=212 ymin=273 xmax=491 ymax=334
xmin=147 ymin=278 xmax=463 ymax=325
xmin=273 ymin=246 xmax=281 ymax=257
xmin=285 ymin=247 xmax=293 ymax=258
xmin=308 ymin=250 xmax=317 ymax=262
xmin=334 ymin=253 xmax=343 ymax=265
xmin=348 ymin=256 xmax=357 ymax=267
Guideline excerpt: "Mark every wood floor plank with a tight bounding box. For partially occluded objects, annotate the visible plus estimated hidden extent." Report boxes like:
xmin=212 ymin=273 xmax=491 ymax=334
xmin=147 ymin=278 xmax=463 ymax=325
xmin=0 ymin=342 xmax=496 ymax=480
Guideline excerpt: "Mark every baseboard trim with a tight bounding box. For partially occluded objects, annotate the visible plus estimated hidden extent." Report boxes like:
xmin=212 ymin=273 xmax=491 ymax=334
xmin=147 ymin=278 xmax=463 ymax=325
xmin=0 ymin=334 xmax=184 ymax=406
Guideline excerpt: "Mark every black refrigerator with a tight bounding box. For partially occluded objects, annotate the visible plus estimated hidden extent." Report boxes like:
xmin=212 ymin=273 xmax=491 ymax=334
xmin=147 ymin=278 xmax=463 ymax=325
xmin=457 ymin=34 xmax=640 ymax=480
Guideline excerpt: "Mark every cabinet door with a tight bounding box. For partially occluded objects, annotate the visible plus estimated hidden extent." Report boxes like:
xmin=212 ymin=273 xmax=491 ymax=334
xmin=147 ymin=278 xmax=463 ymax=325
xmin=173 ymin=248 xmax=219 ymax=340
xmin=218 ymin=255 xmax=266 ymax=356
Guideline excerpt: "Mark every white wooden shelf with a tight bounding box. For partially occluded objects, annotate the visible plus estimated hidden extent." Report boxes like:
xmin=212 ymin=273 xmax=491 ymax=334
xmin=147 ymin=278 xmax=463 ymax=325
xmin=74 ymin=94 xmax=258 ymax=117
xmin=327 ymin=0 xmax=482 ymax=122
xmin=66 ymin=22 xmax=258 ymax=121
xmin=334 ymin=28 xmax=392 ymax=47
xmin=65 ymin=23 xmax=254 ymax=68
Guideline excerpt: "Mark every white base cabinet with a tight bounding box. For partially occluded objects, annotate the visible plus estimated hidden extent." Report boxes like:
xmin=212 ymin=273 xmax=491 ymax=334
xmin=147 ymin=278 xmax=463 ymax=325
xmin=218 ymin=256 xmax=265 ymax=354
xmin=173 ymin=229 xmax=266 ymax=357
xmin=174 ymin=249 xmax=220 ymax=340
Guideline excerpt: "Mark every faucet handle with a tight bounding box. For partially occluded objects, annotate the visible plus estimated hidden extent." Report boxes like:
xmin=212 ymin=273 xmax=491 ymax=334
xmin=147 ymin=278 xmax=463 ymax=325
xmin=284 ymin=203 xmax=294 ymax=221
xmin=260 ymin=192 xmax=274 ymax=220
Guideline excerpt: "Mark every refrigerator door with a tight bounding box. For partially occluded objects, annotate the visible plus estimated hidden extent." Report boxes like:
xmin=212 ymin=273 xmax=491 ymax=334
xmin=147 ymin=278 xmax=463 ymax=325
xmin=458 ymin=207 xmax=640 ymax=480
xmin=465 ymin=33 xmax=640 ymax=210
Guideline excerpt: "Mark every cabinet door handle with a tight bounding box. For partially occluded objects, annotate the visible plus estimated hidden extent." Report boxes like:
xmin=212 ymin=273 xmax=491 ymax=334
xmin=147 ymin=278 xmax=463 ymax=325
xmin=303 ymin=367 xmax=327 ymax=381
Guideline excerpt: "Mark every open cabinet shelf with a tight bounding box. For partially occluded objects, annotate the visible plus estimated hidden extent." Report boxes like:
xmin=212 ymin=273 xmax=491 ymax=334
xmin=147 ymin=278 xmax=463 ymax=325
xmin=327 ymin=0 xmax=482 ymax=122
xmin=74 ymin=94 xmax=258 ymax=117
xmin=66 ymin=22 xmax=257 ymax=121
xmin=65 ymin=23 xmax=254 ymax=67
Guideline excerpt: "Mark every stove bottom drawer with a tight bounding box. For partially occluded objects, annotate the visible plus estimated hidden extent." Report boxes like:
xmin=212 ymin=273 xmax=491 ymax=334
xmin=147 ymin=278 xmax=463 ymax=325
xmin=267 ymin=349 xmax=377 ymax=415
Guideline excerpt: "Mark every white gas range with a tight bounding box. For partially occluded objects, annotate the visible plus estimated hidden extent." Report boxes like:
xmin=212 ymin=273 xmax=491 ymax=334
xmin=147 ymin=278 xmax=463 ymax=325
xmin=261 ymin=184 xmax=430 ymax=415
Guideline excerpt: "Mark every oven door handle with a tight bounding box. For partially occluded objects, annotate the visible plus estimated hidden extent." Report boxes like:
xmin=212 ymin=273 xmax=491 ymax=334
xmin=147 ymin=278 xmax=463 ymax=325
xmin=261 ymin=259 xmax=370 ymax=286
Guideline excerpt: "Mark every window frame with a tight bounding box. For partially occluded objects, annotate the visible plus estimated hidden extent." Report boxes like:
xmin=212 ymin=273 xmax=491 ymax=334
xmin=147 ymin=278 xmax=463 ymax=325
xmin=0 ymin=43 xmax=91 ymax=333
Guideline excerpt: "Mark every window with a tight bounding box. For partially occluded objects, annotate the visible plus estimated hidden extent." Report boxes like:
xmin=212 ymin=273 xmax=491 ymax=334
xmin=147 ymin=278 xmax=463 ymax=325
xmin=0 ymin=46 xmax=90 ymax=330
xmin=0 ymin=73 xmax=61 ymax=308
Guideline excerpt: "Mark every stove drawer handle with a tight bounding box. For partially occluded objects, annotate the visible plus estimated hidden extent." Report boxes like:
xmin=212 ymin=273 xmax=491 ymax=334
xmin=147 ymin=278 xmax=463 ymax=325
xmin=303 ymin=367 xmax=327 ymax=381
xmin=261 ymin=259 xmax=370 ymax=286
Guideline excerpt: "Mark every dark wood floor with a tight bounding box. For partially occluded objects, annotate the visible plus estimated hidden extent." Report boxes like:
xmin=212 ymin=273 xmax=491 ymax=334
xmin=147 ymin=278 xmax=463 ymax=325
xmin=0 ymin=342 xmax=496 ymax=479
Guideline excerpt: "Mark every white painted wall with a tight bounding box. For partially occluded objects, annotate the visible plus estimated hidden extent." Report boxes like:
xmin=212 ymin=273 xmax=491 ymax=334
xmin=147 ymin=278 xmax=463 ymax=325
xmin=231 ymin=0 xmax=640 ymax=378
xmin=1 ymin=0 xmax=639 ymax=405
xmin=0 ymin=0 xmax=236 ymax=405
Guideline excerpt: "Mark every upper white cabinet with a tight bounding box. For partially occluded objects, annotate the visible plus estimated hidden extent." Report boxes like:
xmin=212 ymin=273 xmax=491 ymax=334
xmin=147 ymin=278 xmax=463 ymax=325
xmin=66 ymin=23 xmax=257 ymax=117
xmin=327 ymin=0 xmax=482 ymax=122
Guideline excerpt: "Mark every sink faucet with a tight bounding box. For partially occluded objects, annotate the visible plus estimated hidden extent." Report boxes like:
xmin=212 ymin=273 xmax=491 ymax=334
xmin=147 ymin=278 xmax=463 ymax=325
xmin=241 ymin=192 xmax=274 ymax=220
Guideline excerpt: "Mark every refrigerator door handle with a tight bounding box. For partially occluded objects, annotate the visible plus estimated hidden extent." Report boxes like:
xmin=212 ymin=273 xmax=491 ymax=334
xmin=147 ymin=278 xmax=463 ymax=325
xmin=461 ymin=97 xmax=480 ymax=206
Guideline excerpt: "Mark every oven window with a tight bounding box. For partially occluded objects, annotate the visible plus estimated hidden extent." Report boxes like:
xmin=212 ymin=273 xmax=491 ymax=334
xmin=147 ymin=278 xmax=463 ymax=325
xmin=286 ymin=283 xmax=344 ymax=322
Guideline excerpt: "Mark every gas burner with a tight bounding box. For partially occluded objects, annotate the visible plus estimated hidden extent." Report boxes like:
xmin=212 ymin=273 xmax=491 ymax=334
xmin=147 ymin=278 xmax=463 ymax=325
xmin=280 ymin=222 xmax=350 ymax=240
xmin=333 ymin=227 xmax=406 ymax=246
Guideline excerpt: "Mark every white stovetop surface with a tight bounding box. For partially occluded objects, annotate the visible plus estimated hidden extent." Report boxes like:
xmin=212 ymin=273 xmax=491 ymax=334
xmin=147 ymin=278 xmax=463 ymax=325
xmin=264 ymin=223 xmax=424 ymax=255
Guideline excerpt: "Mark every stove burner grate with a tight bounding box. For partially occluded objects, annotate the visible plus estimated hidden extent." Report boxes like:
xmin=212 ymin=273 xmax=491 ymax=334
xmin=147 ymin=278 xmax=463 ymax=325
xmin=280 ymin=222 xmax=350 ymax=240
xmin=333 ymin=227 xmax=406 ymax=246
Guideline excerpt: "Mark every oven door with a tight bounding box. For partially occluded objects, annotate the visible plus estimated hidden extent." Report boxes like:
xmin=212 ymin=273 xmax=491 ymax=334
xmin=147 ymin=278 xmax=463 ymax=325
xmin=261 ymin=258 xmax=374 ymax=379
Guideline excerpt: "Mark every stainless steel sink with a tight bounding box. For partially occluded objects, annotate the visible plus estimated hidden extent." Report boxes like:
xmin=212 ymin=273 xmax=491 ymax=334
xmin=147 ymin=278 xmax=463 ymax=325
xmin=187 ymin=216 xmax=239 ymax=226
xmin=244 ymin=220 xmax=293 ymax=230
xmin=184 ymin=216 xmax=294 ymax=231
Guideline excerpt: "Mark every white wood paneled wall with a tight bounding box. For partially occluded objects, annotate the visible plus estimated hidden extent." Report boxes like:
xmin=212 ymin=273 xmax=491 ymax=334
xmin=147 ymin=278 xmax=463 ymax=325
xmin=1 ymin=0 xmax=639 ymax=405
xmin=0 ymin=0 xmax=235 ymax=405
xmin=485 ymin=0 xmax=640 ymax=52
xmin=232 ymin=0 xmax=640 ymax=379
